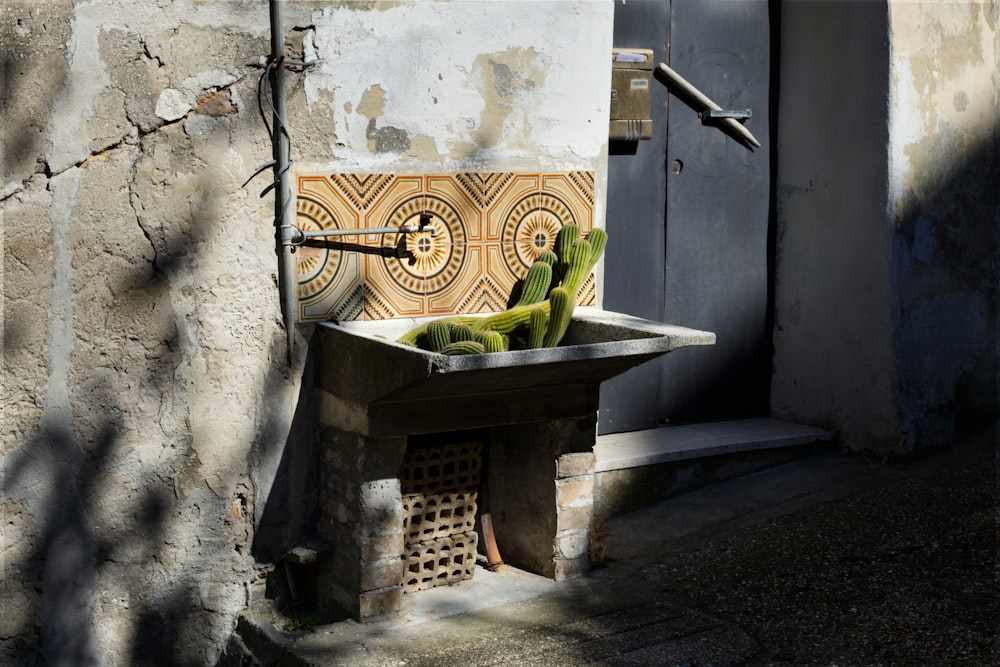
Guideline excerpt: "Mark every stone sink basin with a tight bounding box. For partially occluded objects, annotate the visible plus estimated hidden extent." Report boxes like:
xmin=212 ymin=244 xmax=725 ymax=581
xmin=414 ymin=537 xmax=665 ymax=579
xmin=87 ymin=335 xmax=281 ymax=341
xmin=315 ymin=307 xmax=715 ymax=437
xmin=312 ymin=307 xmax=715 ymax=618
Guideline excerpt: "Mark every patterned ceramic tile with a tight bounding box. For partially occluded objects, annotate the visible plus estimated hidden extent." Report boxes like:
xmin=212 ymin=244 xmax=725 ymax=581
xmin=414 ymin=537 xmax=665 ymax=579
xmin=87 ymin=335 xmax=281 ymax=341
xmin=294 ymin=172 xmax=596 ymax=322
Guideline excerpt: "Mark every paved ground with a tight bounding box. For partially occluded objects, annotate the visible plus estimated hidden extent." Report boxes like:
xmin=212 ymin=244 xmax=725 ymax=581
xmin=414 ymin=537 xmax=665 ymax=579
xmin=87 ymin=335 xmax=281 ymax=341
xmin=234 ymin=438 xmax=996 ymax=666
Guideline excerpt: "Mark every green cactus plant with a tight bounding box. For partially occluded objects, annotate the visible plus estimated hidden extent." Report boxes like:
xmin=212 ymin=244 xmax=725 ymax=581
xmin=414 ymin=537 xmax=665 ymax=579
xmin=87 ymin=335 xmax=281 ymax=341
xmin=396 ymin=226 xmax=608 ymax=354
xmin=427 ymin=320 xmax=451 ymax=352
xmin=585 ymin=228 xmax=607 ymax=266
xmin=555 ymin=224 xmax=581 ymax=275
xmin=561 ymin=239 xmax=593 ymax=296
xmin=515 ymin=259 xmax=553 ymax=307
xmin=396 ymin=315 xmax=479 ymax=348
xmin=471 ymin=301 xmax=550 ymax=336
xmin=528 ymin=307 xmax=548 ymax=349
xmin=536 ymin=249 xmax=558 ymax=267
xmin=438 ymin=340 xmax=486 ymax=355
xmin=542 ymin=287 xmax=573 ymax=347
xmin=478 ymin=330 xmax=507 ymax=353
xmin=449 ymin=322 xmax=475 ymax=343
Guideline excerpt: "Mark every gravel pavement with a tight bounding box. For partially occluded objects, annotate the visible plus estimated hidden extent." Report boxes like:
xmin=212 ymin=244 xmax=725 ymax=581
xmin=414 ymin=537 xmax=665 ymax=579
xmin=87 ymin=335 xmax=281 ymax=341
xmin=234 ymin=438 xmax=996 ymax=666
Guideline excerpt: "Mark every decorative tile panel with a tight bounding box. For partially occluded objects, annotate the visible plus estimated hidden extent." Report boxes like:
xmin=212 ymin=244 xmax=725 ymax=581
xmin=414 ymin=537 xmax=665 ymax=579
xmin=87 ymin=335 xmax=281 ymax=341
xmin=294 ymin=172 xmax=596 ymax=322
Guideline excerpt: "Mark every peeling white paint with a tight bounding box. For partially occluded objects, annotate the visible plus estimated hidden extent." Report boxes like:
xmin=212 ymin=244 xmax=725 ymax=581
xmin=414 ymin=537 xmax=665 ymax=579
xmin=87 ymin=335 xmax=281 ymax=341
xmin=305 ymin=0 xmax=612 ymax=171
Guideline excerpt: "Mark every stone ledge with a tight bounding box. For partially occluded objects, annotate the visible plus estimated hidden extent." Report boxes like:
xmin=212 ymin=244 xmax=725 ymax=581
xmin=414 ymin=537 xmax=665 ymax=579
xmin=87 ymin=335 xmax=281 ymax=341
xmin=595 ymin=418 xmax=835 ymax=473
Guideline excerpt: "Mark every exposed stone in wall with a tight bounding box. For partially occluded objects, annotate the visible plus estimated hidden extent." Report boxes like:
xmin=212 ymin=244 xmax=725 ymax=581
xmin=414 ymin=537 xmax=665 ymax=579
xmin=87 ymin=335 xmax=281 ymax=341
xmin=1 ymin=2 xmax=306 ymax=664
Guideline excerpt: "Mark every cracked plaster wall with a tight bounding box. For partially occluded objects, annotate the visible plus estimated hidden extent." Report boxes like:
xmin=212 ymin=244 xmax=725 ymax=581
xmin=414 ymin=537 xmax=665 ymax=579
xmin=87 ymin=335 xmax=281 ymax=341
xmin=1 ymin=1 xmax=613 ymax=664
xmin=293 ymin=0 xmax=612 ymax=177
xmin=887 ymin=1 xmax=998 ymax=452
xmin=1 ymin=1 xmax=312 ymax=664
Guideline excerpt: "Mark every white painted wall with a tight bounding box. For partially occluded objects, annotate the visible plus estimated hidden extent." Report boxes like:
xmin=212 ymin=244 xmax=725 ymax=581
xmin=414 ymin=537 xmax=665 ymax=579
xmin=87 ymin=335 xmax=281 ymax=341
xmin=301 ymin=1 xmax=613 ymax=175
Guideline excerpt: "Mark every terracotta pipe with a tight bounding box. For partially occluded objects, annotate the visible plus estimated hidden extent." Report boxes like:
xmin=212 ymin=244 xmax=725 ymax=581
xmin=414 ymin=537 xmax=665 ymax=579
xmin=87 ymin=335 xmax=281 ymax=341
xmin=480 ymin=513 xmax=505 ymax=573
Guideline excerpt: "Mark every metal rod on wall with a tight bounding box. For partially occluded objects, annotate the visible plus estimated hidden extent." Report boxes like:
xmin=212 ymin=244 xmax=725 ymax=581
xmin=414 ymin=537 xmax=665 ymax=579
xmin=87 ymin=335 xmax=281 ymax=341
xmin=269 ymin=0 xmax=296 ymax=363
xmin=656 ymin=63 xmax=761 ymax=149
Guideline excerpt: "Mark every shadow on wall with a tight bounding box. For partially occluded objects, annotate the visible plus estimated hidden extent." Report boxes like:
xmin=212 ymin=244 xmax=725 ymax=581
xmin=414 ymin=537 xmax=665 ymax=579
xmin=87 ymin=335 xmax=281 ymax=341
xmin=892 ymin=124 xmax=999 ymax=451
xmin=251 ymin=332 xmax=320 ymax=568
xmin=2 ymin=160 xmax=293 ymax=665
xmin=1 ymin=46 xmax=67 ymax=190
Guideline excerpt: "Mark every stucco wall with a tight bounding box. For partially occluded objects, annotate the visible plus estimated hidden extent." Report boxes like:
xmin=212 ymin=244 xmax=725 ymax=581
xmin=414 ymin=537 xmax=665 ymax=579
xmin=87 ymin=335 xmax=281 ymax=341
xmin=1 ymin=1 xmax=613 ymax=664
xmin=887 ymin=0 xmax=998 ymax=451
xmin=3 ymin=2 xmax=288 ymax=663
xmin=772 ymin=1 xmax=899 ymax=451
xmin=773 ymin=0 xmax=997 ymax=453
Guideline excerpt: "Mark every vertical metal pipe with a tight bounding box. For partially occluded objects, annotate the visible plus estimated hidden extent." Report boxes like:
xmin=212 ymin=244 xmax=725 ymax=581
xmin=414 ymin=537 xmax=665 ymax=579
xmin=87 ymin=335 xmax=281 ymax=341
xmin=269 ymin=0 xmax=295 ymax=362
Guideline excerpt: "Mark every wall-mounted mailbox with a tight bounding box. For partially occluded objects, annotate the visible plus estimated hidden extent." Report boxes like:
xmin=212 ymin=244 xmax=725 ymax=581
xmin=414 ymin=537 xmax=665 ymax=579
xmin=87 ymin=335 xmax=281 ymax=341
xmin=610 ymin=48 xmax=653 ymax=141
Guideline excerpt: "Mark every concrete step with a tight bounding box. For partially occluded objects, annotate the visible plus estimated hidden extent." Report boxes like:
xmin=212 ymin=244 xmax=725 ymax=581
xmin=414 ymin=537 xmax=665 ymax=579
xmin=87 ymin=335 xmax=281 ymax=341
xmin=593 ymin=418 xmax=836 ymax=523
xmin=595 ymin=417 xmax=835 ymax=472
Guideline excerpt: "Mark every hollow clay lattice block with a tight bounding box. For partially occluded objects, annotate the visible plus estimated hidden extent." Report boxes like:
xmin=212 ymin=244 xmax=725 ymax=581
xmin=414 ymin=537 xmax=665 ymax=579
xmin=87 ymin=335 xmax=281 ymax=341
xmin=401 ymin=440 xmax=482 ymax=496
xmin=402 ymin=491 xmax=478 ymax=544
xmin=403 ymin=532 xmax=479 ymax=594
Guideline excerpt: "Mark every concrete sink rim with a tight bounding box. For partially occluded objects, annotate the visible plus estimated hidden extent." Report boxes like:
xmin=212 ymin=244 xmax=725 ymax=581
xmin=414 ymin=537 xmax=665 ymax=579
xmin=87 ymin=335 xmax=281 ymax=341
xmin=314 ymin=307 xmax=716 ymax=433
xmin=320 ymin=306 xmax=715 ymax=374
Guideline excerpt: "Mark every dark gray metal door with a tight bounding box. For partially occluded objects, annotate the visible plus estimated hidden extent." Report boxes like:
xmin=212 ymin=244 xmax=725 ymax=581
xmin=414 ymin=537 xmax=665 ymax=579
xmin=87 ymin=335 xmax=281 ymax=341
xmin=601 ymin=0 xmax=774 ymax=434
